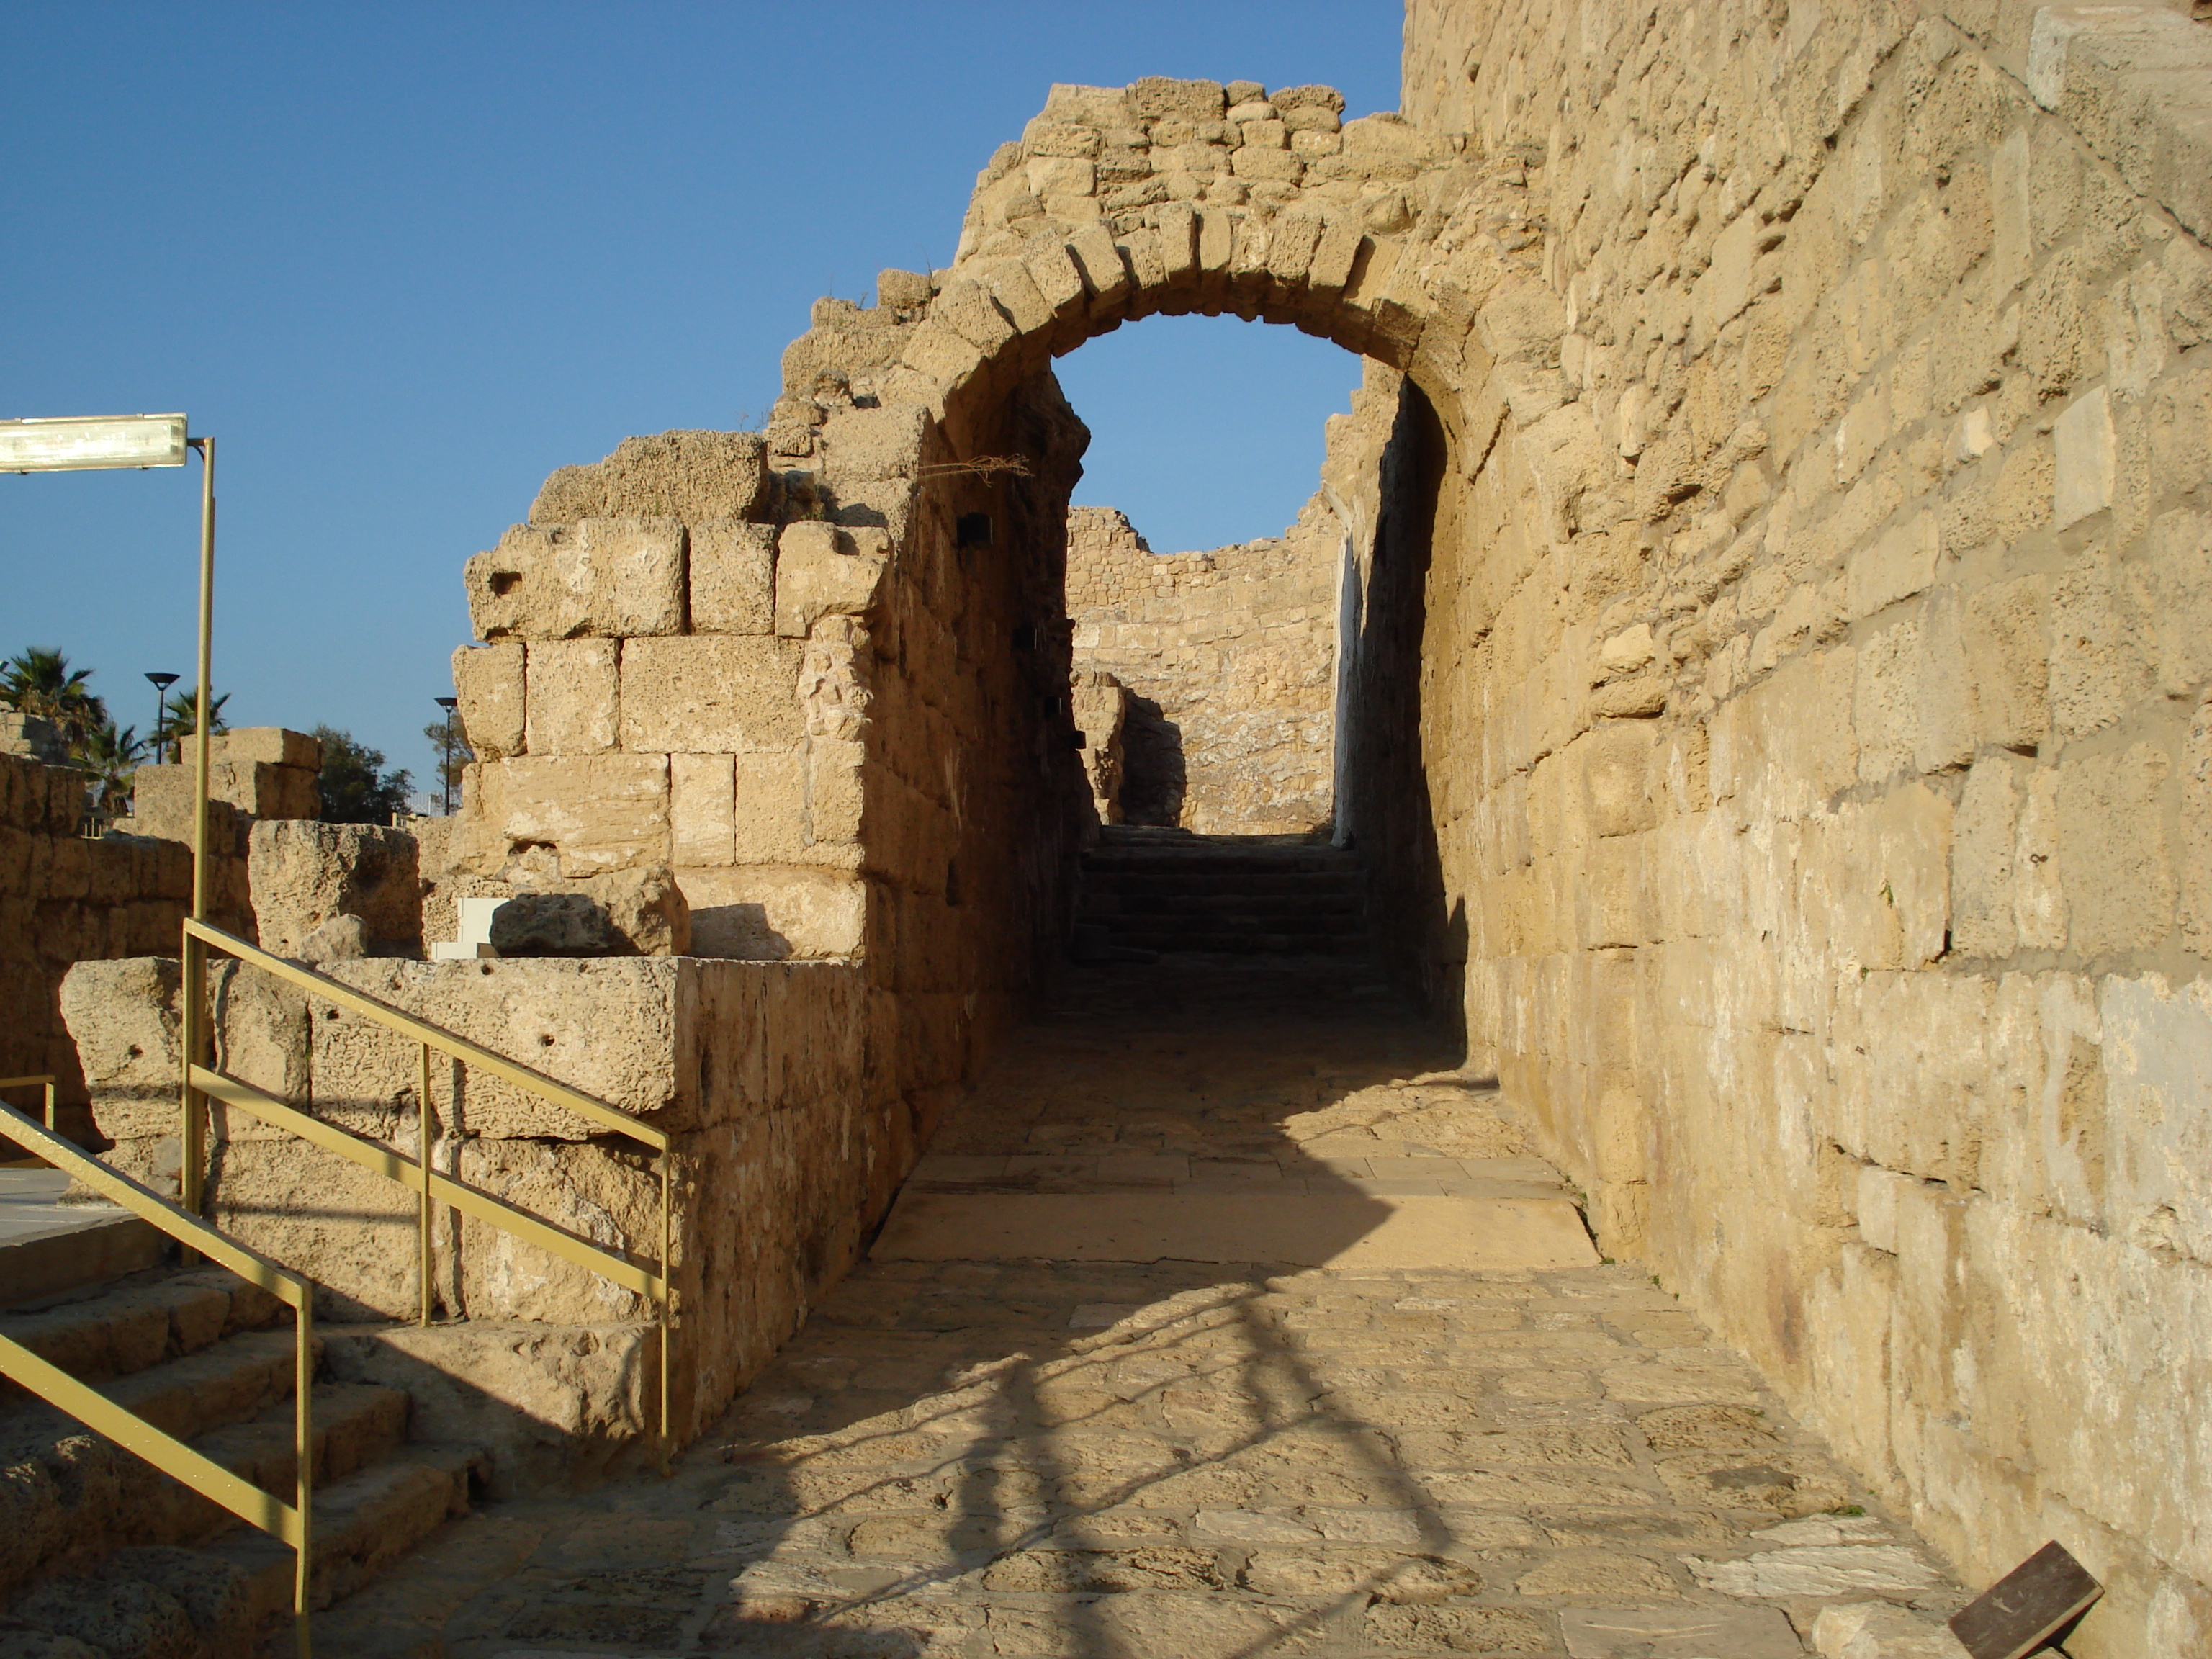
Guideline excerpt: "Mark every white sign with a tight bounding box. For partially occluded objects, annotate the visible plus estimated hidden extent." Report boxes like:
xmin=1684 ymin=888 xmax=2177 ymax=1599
xmin=0 ymin=414 xmax=189 ymax=472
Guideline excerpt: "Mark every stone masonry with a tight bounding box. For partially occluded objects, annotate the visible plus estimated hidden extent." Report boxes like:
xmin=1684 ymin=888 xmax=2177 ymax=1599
xmin=33 ymin=6 xmax=2212 ymax=1655
xmin=1061 ymin=374 xmax=1398 ymax=835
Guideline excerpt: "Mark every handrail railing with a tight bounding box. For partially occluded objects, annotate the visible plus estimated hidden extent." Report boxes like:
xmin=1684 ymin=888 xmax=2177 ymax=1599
xmin=0 ymin=1097 xmax=315 ymax=1659
xmin=0 ymin=1074 xmax=58 ymax=1136
xmin=179 ymin=918 xmax=673 ymax=1457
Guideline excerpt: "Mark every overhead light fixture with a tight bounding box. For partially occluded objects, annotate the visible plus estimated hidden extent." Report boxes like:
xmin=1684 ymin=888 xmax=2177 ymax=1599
xmin=0 ymin=414 xmax=189 ymax=473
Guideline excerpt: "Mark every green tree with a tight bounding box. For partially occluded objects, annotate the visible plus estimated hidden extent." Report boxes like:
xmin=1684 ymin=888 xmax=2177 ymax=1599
xmin=1 ymin=647 xmax=108 ymax=747
xmin=77 ymin=719 xmax=145 ymax=818
xmin=313 ymin=725 xmax=412 ymax=824
xmin=423 ymin=715 xmax=474 ymax=804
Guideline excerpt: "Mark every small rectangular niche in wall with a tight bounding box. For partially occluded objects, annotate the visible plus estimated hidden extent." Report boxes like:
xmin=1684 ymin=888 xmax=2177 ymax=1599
xmin=956 ymin=512 xmax=992 ymax=548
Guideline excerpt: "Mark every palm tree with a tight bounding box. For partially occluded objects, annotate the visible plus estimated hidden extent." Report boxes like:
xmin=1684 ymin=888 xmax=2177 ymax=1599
xmin=158 ymin=685 xmax=229 ymax=760
xmin=1 ymin=647 xmax=108 ymax=748
xmin=77 ymin=719 xmax=144 ymax=819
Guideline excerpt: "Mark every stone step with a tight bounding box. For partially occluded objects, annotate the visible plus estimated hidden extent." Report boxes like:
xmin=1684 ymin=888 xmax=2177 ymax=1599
xmin=0 ymin=1169 xmax=166 ymax=1308
xmin=0 ymin=1335 xmax=403 ymax=1604
xmin=1079 ymin=884 xmax=1365 ymax=911
xmin=6 ymin=1442 xmax=483 ymax=1657
xmin=1083 ymin=853 xmax=1361 ymax=878
xmin=1080 ymin=899 xmax=1367 ymax=928
xmin=1105 ymin=931 xmax=1377 ymax=956
xmin=1 ymin=1265 xmax=286 ymax=1395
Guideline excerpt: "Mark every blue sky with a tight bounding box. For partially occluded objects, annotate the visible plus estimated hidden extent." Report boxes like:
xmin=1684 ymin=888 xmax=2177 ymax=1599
xmin=3 ymin=4 xmax=1401 ymax=800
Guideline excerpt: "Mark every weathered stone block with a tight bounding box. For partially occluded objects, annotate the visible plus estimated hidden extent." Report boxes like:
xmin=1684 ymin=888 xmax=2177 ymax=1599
xmin=733 ymin=748 xmax=807 ymax=864
xmin=687 ymin=521 xmax=775 ymax=635
xmin=806 ymin=737 xmax=866 ymax=845
xmin=2052 ymin=386 xmax=2116 ymax=528
xmin=177 ymin=728 xmax=322 ymax=772
xmin=1845 ymin=512 xmax=1938 ymax=621
xmin=774 ymin=522 xmax=890 ymax=638
xmin=1962 ymin=574 xmax=2049 ymax=750
xmin=524 ymin=637 xmax=620 ymax=756
xmin=248 ymin=820 xmax=422 ymax=958
xmin=469 ymin=755 xmax=670 ymax=877
xmin=451 ymin=642 xmax=525 ymax=760
xmin=464 ymin=518 xmax=683 ymax=641
xmin=529 ymin=429 xmax=767 ymax=526
xmin=2057 ymin=742 xmax=2175 ymax=956
xmin=619 ymin=636 xmax=804 ymax=754
xmin=677 ymin=866 xmax=863 ymax=959
xmin=669 ymin=753 xmax=736 ymax=868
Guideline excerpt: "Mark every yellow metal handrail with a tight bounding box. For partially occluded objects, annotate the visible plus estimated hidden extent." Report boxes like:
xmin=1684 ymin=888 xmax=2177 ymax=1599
xmin=0 ymin=1074 xmax=58 ymax=1134
xmin=0 ymin=1097 xmax=315 ymax=1658
xmin=179 ymin=918 xmax=673 ymax=1458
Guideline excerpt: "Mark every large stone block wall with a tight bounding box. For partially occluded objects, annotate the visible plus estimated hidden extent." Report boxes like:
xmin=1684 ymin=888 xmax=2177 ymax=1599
xmin=1372 ymin=4 xmax=2212 ymax=1651
xmin=0 ymin=751 xmax=194 ymax=1141
xmin=1064 ymin=493 xmax=1341 ymax=833
xmin=64 ymin=948 xmax=892 ymax=1478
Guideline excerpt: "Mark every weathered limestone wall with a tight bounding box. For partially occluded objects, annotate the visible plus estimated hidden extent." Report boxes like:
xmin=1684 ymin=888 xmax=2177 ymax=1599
xmin=1375 ymin=4 xmax=2212 ymax=1650
xmin=1064 ymin=501 xmax=1339 ymax=833
xmin=64 ymin=947 xmax=885 ymax=1483
xmin=1 ymin=751 xmax=194 ymax=1141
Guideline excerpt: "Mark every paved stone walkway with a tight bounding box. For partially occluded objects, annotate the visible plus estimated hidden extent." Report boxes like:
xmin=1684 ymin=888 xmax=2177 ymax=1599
xmin=320 ymin=962 xmax=1968 ymax=1657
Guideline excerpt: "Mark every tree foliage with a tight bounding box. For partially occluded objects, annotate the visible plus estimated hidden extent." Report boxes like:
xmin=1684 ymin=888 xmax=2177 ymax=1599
xmin=1 ymin=647 xmax=107 ymax=747
xmin=423 ymin=714 xmax=474 ymax=801
xmin=313 ymin=725 xmax=413 ymax=824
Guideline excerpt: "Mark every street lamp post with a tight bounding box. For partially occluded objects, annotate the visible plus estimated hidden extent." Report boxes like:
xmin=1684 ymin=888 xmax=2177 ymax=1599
xmin=434 ymin=696 xmax=458 ymax=816
xmin=2 ymin=415 xmax=215 ymax=1209
xmin=145 ymin=671 xmax=179 ymax=763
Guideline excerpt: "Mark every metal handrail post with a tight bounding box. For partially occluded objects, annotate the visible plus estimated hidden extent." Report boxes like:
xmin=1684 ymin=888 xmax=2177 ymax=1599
xmin=295 ymin=1291 xmax=314 ymax=1658
xmin=181 ymin=434 xmax=215 ymax=1216
xmin=418 ymin=1043 xmax=433 ymax=1328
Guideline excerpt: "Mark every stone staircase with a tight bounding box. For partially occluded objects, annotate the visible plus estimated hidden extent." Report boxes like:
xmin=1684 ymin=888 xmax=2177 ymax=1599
xmin=0 ymin=1259 xmax=484 ymax=1657
xmin=1074 ymin=827 xmax=1374 ymax=958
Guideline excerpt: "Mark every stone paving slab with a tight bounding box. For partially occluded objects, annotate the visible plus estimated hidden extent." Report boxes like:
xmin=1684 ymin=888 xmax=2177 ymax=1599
xmin=305 ymin=962 xmax=1969 ymax=1656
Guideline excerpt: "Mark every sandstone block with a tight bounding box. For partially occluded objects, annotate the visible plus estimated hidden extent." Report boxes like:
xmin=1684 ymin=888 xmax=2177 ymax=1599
xmin=686 ymin=521 xmax=775 ymax=635
xmin=177 ymin=728 xmax=322 ymax=772
xmin=1578 ymin=724 xmax=1657 ymax=839
xmin=819 ymin=405 xmax=928 ymax=485
xmin=669 ymin=752 xmax=736 ymax=868
xmin=524 ymin=637 xmax=620 ymax=755
xmin=619 ymin=636 xmax=804 ymax=754
xmin=248 ymin=820 xmax=423 ymax=958
xmin=472 ymin=755 xmax=670 ymax=877
xmin=733 ymin=748 xmax=807 ymax=865
xmin=529 ymin=429 xmax=767 ymax=526
xmin=490 ymin=866 xmax=689 ymax=958
xmin=2058 ymin=742 xmax=2175 ymax=956
xmin=806 ymin=737 xmax=866 ymax=845
xmin=132 ymin=760 xmax=318 ymax=828
xmin=451 ymin=642 xmax=525 ymax=760
xmin=677 ymin=866 xmax=863 ymax=959
xmin=2184 ymin=693 xmax=2212 ymax=955
xmin=1962 ymin=574 xmax=2049 ymax=750
xmin=773 ymin=522 xmax=889 ymax=638
xmin=464 ymin=518 xmax=684 ymax=641
xmin=2052 ymin=386 xmax=2115 ymax=528
xmin=59 ymin=957 xmax=181 ymax=1151
xmin=1952 ymin=756 xmax=2023 ymax=959
xmin=1845 ymin=512 xmax=1938 ymax=621
xmin=1128 ymin=77 xmax=1225 ymax=122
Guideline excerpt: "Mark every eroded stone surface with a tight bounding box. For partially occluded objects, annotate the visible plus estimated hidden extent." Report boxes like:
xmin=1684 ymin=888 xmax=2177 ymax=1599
xmin=314 ymin=963 xmax=1966 ymax=1655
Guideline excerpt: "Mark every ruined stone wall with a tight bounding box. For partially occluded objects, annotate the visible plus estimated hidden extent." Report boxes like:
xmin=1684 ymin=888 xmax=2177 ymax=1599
xmin=1377 ymin=4 xmax=2212 ymax=1650
xmin=0 ymin=752 xmax=194 ymax=1142
xmin=65 ymin=946 xmax=881 ymax=1480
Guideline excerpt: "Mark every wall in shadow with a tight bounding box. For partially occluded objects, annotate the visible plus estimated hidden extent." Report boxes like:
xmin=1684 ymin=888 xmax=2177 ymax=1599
xmin=1335 ymin=377 xmax=1465 ymax=1045
xmin=1112 ymin=696 xmax=1187 ymax=828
